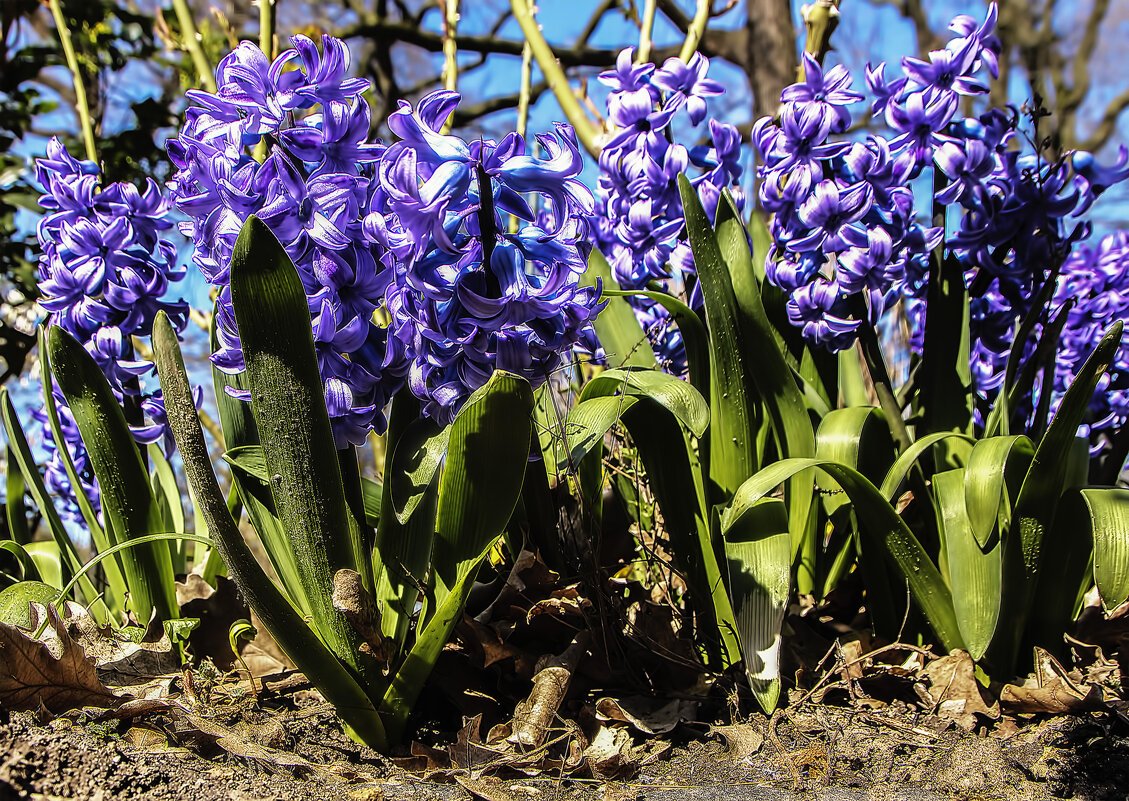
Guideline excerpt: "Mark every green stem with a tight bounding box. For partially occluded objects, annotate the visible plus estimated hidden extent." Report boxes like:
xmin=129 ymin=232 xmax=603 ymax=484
xmin=259 ymin=0 xmax=276 ymax=60
xmin=678 ymin=0 xmax=710 ymax=63
xmin=800 ymin=0 xmax=841 ymax=67
xmin=636 ymin=0 xmax=658 ymax=64
xmin=510 ymin=0 xmax=602 ymax=158
xmin=172 ymin=0 xmax=216 ymax=92
xmin=48 ymin=0 xmax=97 ymax=163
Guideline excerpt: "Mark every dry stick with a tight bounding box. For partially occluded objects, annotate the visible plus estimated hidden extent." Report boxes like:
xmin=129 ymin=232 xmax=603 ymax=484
xmin=508 ymin=632 xmax=589 ymax=748
xmin=172 ymin=0 xmax=217 ymax=92
xmin=48 ymin=0 xmax=97 ymax=163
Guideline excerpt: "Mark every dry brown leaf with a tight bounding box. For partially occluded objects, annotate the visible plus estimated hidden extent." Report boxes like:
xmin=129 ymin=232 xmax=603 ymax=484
xmin=594 ymin=696 xmax=695 ymax=735
xmin=582 ymin=725 xmax=637 ymax=779
xmin=1000 ymin=647 xmax=1109 ymax=714
xmin=710 ymin=723 xmax=765 ymax=763
xmin=0 ymin=604 xmax=117 ymax=713
xmin=509 ymin=634 xmax=587 ymax=747
xmin=920 ymin=649 xmax=999 ymax=729
xmin=454 ymin=776 xmax=526 ymax=801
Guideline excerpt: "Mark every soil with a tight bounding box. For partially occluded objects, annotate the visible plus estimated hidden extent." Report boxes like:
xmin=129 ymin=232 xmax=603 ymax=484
xmin=2 ymin=701 xmax=1127 ymax=800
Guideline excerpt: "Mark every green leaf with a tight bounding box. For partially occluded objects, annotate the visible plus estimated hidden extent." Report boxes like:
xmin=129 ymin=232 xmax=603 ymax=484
xmin=726 ymin=458 xmax=964 ymax=651
xmin=229 ymin=216 xmax=372 ymax=678
xmin=224 ymin=445 xmax=382 ymax=527
xmin=582 ymin=249 xmax=657 ymax=369
xmin=721 ymin=497 xmax=791 ymax=712
xmin=995 ymin=322 xmax=1123 ymax=667
xmin=558 ymin=394 xmax=638 ymax=468
xmin=935 ymin=468 xmax=1000 ymax=661
xmin=816 ymin=407 xmax=896 ymax=516
xmin=0 ymin=581 xmax=58 ymax=628
xmin=149 ymin=444 xmax=186 ymax=573
xmin=46 ymin=329 xmax=177 ymax=623
xmin=0 ymin=543 xmax=39 ymax=585
xmin=1079 ymin=488 xmax=1129 ymax=610
xmin=381 ymin=371 xmax=533 ymax=745
xmin=373 ymin=393 xmax=438 ymax=654
xmin=602 ymin=288 xmax=709 ymax=397
xmin=151 ymin=311 xmax=388 ymax=751
xmin=36 ymin=328 xmax=121 ymax=608
xmin=964 ymin=436 xmax=1033 ymax=549
xmin=388 ymin=417 xmax=450 ymax=525
xmin=581 ymin=367 xmax=709 ymax=438
xmin=618 ymin=398 xmax=737 ymax=668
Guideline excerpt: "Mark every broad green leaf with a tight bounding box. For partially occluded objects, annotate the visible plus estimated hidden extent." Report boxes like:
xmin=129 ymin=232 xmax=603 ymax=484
xmin=23 ymin=541 xmax=63 ymax=591
xmin=936 ymin=468 xmax=1000 ymax=661
xmin=964 ymin=436 xmax=1033 ymax=549
xmin=722 ymin=497 xmax=791 ymax=712
xmin=726 ymin=458 xmax=964 ymax=651
xmin=151 ymin=311 xmax=388 ymax=750
xmin=1080 ymin=488 xmax=1129 ymax=610
xmin=816 ymin=407 xmax=896 ymax=516
xmin=149 ymin=444 xmax=186 ymax=574
xmin=582 ymin=249 xmax=657 ymax=369
xmin=619 ymin=398 xmax=738 ymax=669
xmin=603 ymin=288 xmax=709 ymax=397
xmin=1009 ymin=322 xmax=1122 ymax=665
xmin=916 ymin=252 xmax=973 ymax=457
xmin=382 ymin=371 xmax=533 ymax=744
xmin=373 ymin=393 xmax=438 ymax=653
xmin=36 ymin=328 xmax=122 ymax=610
xmin=388 ymin=417 xmax=450 ymax=525
xmin=46 ymin=329 xmax=177 ymax=623
xmin=0 ymin=580 xmax=58 ymax=628
xmin=229 ymin=216 xmax=372 ymax=679
xmin=560 ymin=395 xmax=639 ymax=469
xmin=581 ymin=367 xmax=709 ymax=437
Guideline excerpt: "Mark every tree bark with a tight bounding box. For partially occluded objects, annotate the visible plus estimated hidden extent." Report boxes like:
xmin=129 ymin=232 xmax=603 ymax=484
xmin=746 ymin=0 xmax=798 ymax=120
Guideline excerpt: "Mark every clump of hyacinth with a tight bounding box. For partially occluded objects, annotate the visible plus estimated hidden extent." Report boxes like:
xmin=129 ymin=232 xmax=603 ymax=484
xmin=755 ymin=2 xmax=1129 ymax=409
xmin=34 ymin=138 xmax=189 ymax=519
xmin=168 ymin=35 xmax=401 ymax=447
xmin=170 ymin=36 xmax=601 ymax=434
xmin=1049 ymin=231 xmax=1129 ymax=452
xmin=594 ymin=48 xmax=743 ymax=374
xmin=364 ymin=90 xmax=604 ymax=423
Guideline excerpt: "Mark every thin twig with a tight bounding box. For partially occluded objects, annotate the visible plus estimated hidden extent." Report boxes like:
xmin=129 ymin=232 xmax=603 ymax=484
xmin=678 ymin=0 xmax=710 ymax=62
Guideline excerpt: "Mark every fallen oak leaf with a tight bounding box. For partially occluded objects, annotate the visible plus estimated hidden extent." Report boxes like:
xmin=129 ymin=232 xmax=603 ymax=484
xmin=0 ymin=603 xmax=118 ymax=714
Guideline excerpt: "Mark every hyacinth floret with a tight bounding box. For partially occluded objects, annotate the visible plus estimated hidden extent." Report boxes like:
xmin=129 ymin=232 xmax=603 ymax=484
xmin=34 ymin=138 xmax=189 ymax=518
xmin=594 ymin=48 xmax=743 ymax=374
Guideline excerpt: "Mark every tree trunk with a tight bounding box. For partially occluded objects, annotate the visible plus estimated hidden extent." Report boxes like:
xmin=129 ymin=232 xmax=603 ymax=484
xmin=746 ymin=0 xmax=798 ymax=120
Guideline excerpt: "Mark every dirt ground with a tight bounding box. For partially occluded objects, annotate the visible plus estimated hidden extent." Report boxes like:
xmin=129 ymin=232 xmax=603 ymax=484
xmin=3 ymin=700 xmax=1127 ymax=801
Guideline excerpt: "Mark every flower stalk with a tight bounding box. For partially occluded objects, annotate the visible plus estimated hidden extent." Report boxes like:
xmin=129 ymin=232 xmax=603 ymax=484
xmin=171 ymin=0 xmax=216 ymax=92
xmin=48 ymin=0 xmax=97 ymax=163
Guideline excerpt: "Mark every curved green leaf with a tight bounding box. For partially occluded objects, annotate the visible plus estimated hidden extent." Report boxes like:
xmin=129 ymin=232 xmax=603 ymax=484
xmin=382 ymin=371 xmax=533 ymax=744
xmin=721 ymin=497 xmax=791 ymax=712
xmin=725 ymin=458 xmax=964 ymax=651
xmin=964 ymin=435 xmax=1033 ymax=549
xmin=936 ymin=468 xmax=1000 ymax=661
xmin=582 ymin=367 xmax=709 ymax=437
xmin=1081 ymin=488 xmax=1129 ymax=610
xmin=560 ymin=395 xmax=639 ymax=469
xmin=152 ymin=311 xmax=388 ymax=750
xmin=388 ymin=417 xmax=449 ymax=525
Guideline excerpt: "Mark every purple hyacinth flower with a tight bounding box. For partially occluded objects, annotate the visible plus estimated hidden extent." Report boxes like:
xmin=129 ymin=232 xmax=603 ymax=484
xmin=782 ymin=54 xmax=863 ymax=132
xmin=652 ymin=53 xmax=724 ymax=125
